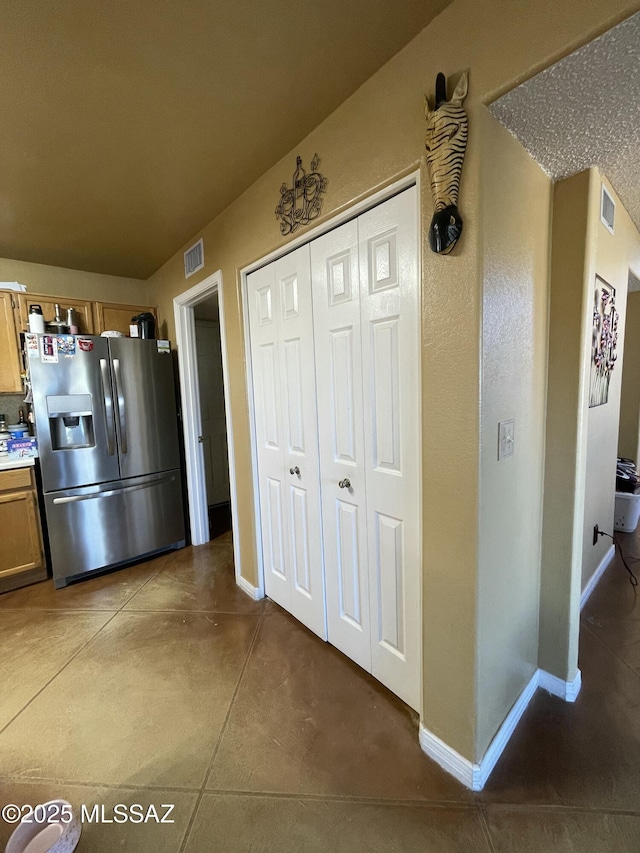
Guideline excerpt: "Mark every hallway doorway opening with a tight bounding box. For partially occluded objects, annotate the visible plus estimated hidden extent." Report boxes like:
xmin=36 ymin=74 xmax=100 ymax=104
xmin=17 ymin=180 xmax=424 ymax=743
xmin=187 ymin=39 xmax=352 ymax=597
xmin=194 ymin=294 xmax=232 ymax=539
xmin=174 ymin=271 xmax=240 ymax=574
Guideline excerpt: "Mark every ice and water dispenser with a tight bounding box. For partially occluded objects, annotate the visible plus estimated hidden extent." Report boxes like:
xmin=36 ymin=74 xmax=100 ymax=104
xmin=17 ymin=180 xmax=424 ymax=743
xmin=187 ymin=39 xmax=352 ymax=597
xmin=46 ymin=395 xmax=95 ymax=449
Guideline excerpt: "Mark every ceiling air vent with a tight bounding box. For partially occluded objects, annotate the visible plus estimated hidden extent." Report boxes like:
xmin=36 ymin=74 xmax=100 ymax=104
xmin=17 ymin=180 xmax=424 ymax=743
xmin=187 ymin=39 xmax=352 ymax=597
xmin=600 ymin=184 xmax=615 ymax=235
xmin=184 ymin=238 xmax=204 ymax=279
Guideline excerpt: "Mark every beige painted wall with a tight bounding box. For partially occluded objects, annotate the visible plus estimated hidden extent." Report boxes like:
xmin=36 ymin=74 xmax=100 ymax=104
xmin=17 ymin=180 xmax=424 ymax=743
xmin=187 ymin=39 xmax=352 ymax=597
xmin=0 ymin=256 xmax=148 ymax=305
xmin=540 ymin=171 xmax=593 ymax=682
xmin=146 ymin=0 xmax=640 ymax=762
xmin=618 ymin=291 xmax=640 ymax=463
xmin=541 ymin=170 xmax=640 ymax=682
xmin=582 ymin=178 xmax=640 ymax=590
xmin=476 ymin=111 xmax=551 ymax=761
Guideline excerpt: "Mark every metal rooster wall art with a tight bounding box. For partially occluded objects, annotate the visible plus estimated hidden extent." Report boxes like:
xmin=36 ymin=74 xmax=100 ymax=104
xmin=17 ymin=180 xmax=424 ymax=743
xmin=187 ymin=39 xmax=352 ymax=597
xmin=424 ymin=70 xmax=469 ymax=254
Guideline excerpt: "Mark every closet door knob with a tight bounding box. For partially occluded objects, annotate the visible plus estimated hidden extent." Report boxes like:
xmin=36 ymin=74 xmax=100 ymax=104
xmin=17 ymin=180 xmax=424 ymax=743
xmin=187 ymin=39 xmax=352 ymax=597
xmin=289 ymin=466 xmax=300 ymax=475
xmin=338 ymin=478 xmax=351 ymax=489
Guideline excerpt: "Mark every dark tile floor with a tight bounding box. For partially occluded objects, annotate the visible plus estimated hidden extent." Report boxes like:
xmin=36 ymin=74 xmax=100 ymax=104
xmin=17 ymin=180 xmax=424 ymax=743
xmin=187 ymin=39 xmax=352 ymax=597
xmin=0 ymin=529 xmax=639 ymax=851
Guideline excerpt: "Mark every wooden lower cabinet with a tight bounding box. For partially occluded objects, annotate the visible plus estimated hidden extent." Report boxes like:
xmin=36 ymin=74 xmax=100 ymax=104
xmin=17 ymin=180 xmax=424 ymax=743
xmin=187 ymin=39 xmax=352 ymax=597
xmin=0 ymin=466 xmax=47 ymax=593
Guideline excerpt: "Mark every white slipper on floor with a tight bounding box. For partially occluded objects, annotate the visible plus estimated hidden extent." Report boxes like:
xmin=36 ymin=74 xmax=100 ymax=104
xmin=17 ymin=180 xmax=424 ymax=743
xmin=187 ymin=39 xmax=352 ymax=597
xmin=5 ymin=801 xmax=80 ymax=853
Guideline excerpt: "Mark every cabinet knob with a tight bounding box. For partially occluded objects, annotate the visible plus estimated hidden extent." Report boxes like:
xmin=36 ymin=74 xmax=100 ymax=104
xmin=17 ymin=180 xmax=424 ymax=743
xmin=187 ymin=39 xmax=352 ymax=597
xmin=289 ymin=466 xmax=300 ymax=475
xmin=338 ymin=478 xmax=351 ymax=489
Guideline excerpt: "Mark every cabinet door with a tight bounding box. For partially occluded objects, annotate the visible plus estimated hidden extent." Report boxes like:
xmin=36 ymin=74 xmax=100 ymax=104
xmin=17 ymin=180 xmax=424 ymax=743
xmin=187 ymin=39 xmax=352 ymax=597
xmin=0 ymin=489 xmax=45 ymax=579
xmin=17 ymin=293 xmax=95 ymax=334
xmin=94 ymin=302 xmax=158 ymax=336
xmin=0 ymin=292 xmax=23 ymax=393
xmin=247 ymin=247 xmax=326 ymax=640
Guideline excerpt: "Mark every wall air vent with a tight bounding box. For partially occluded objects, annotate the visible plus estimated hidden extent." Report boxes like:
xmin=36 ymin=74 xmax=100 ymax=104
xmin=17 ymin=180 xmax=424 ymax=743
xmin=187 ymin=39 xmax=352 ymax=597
xmin=184 ymin=238 xmax=204 ymax=279
xmin=600 ymin=184 xmax=615 ymax=235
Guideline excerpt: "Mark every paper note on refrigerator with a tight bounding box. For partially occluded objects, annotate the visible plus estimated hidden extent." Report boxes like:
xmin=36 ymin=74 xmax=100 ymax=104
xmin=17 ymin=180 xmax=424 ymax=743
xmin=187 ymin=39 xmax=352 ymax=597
xmin=40 ymin=335 xmax=59 ymax=363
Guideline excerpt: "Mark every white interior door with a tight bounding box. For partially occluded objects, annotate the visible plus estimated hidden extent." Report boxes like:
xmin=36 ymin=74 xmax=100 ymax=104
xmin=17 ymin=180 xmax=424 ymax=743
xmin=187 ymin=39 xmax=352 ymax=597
xmin=358 ymin=188 xmax=421 ymax=711
xmin=247 ymin=246 xmax=327 ymax=639
xmin=247 ymin=262 xmax=290 ymax=611
xmin=311 ymin=219 xmax=372 ymax=671
xmin=195 ymin=319 xmax=230 ymax=506
xmin=311 ymin=187 xmax=420 ymax=709
xmin=247 ymin=184 xmax=420 ymax=711
xmin=275 ymin=246 xmax=327 ymax=639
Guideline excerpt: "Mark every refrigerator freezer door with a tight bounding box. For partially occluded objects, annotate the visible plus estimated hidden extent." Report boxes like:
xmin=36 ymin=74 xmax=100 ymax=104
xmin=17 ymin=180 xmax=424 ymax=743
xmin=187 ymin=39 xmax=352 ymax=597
xmin=31 ymin=335 xmax=121 ymax=492
xmin=45 ymin=470 xmax=185 ymax=586
xmin=108 ymin=338 xmax=181 ymax=479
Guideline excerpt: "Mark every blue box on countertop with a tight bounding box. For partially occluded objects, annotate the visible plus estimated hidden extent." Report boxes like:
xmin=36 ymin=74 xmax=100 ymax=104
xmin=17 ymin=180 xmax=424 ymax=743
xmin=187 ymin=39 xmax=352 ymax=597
xmin=7 ymin=437 xmax=38 ymax=459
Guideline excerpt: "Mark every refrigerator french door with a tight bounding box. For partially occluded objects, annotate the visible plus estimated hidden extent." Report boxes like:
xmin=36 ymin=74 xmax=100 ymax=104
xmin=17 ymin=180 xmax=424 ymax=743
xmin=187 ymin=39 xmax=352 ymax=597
xmin=30 ymin=336 xmax=185 ymax=587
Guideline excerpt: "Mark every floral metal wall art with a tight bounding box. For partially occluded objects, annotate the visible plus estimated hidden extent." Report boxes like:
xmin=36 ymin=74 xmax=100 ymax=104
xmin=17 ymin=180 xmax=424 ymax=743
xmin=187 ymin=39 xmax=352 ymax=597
xmin=275 ymin=154 xmax=327 ymax=236
xmin=424 ymin=70 xmax=469 ymax=254
xmin=589 ymin=275 xmax=618 ymax=407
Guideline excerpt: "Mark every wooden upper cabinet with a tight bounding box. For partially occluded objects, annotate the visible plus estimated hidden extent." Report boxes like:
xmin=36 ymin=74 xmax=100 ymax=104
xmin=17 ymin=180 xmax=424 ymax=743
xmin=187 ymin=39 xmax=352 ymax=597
xmin=15 ymin=293 xmax=95 ymax=335
xmin=0 ymin=292 xmax=23 ymax=393
xmin=93 ymin=302 xmax=158 ymax=336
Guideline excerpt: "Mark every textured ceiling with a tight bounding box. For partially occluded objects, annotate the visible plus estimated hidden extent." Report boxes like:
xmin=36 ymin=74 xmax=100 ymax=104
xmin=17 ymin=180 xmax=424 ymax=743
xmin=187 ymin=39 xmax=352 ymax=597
xmin=489 ymin=11 xmax=640 ymax=235
xmin=0 ymin=0 xmax=451 ymax=280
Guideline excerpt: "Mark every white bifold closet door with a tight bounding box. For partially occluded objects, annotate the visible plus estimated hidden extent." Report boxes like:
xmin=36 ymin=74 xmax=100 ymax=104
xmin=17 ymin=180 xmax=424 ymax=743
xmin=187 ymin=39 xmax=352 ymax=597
xmin=311 ymin=187 xmax=420 ymax=710
xmin=246 ymin=245 xmax=327 ymax=640
xmin=309 ymin=219 xmax=370 ymax=670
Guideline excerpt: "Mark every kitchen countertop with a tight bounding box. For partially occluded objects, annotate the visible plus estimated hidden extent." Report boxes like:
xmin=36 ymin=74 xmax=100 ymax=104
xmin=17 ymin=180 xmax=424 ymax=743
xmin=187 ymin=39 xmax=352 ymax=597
xmin=0 ymin=457 xmax=36 ymax=471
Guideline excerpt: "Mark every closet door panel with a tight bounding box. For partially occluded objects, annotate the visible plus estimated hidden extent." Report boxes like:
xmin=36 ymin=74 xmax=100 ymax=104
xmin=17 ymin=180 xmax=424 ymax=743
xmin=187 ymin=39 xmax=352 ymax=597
xmin=265 ymin=477 xmax=287 ymax=582
xmin=247 ymin=264 xmax=291 ymax=611
xmin=274 ymin=247 xmax=327 ymax=639
xmin=311 ymin=221 xmax=372 ymax=671
xmin=336 ymin=499 xmax=365 ymax=628
xmin=358 ymin=187 xmax=421 ymax=711
xmin=330 ymin=328 xmax=357 ymax=463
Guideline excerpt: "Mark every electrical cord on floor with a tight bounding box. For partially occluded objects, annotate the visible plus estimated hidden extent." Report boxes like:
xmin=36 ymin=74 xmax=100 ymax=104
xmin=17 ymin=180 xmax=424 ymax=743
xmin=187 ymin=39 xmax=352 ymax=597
xmin=598 ymin=530 xmax=639 ymax=588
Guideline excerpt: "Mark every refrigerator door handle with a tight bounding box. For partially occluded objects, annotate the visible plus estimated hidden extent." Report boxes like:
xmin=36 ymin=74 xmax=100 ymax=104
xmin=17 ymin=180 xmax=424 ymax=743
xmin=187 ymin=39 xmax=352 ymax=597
xmin=52 ymin=475 xmax=177 ymax=505
xmin=113 ymin=358 xmax=128 ymax=455
xmin=100 ymin=358 xmax=116 ymax=456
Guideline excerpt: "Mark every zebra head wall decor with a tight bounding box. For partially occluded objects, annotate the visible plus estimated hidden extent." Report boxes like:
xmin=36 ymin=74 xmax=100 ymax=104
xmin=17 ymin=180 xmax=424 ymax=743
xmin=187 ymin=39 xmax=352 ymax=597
xmin=424 ymin=70 xmax=469 ymax=254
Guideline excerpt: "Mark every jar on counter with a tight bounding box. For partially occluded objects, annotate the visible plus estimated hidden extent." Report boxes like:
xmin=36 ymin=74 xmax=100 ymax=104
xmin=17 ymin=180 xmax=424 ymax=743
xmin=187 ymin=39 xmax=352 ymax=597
xmin=8 ymin=424 xmax=29 ymax=439
xmin=0 ymin=414 xmax=11 ymax=457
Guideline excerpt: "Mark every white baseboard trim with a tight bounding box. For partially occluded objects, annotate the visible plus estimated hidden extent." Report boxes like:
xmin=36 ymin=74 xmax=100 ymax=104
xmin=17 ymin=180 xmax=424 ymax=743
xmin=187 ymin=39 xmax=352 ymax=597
xmin=474 ymin=669 xmax=540 ymax=789
xmin=419 ymin=725 xmax=477 ymax=790
xmin=580 ymin=544 xmax=615 ymax=610
xmin=237 ymin=576 xmax=263 ymax=601
xmin=419 ymin=666 xmax=581 ymax=791
xmin=538 ymin=667 xmax=582 ymax=702
xmin=419 ymin=669 xmax=539 ymax=792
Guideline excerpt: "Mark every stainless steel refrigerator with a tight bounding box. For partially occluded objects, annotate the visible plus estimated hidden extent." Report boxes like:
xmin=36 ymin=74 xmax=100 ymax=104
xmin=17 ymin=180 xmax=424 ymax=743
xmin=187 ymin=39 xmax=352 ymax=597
xmin=30 ymin=335 xmax=185 ymax=587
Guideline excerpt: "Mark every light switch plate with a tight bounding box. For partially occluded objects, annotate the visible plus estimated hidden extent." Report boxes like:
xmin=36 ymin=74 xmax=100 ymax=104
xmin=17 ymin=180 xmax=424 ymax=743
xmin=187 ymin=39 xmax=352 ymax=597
xmin=498 ymin=419 xmax=514 ymax=460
